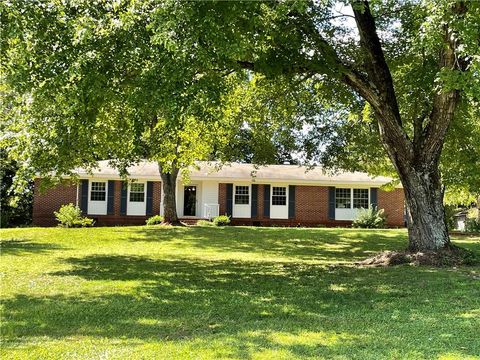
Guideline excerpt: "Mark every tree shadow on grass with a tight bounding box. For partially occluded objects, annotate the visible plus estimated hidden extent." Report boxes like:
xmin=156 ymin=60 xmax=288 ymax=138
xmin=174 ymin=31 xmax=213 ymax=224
xmin=0 ymin=239 xmax=65 ymax=256
xmin=3 ymin=255 xmax=479 ymax=358
xmin=126 ymin=227 xmax=411 ymax=262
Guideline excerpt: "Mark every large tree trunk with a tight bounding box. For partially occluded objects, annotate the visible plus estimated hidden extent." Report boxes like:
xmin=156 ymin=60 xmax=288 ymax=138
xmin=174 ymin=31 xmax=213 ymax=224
xmin=159 ymin=164 xmax=180 ymax=224
xmin=401 ymin=166 xmax=450 ymax=252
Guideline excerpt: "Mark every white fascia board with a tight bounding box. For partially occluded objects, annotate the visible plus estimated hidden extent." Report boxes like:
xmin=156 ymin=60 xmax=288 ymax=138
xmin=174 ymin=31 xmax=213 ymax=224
xmin=62 ymin=174 xmax=402 ymax=188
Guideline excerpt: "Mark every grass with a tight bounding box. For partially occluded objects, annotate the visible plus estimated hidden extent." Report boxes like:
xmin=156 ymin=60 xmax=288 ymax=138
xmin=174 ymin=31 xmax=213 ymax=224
xmin=0 ymin=226 xmax=479 ymax=360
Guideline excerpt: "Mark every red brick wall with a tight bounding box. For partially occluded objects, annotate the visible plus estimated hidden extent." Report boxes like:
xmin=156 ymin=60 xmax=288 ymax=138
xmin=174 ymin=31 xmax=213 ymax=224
xmin=218 ymin=183 xmax=227 ymax=215
xmin=33 ymin=178 xmax=78 ymax=226
xmin=295 ymin=186 xmax=329 ymax=224
xmin=378 ymin=188 xmax=405 ymax=227
xmin=222 ymin=184 xmax=405 ymax=228
xmin=33 ymin=179 xmax=162 ymax=227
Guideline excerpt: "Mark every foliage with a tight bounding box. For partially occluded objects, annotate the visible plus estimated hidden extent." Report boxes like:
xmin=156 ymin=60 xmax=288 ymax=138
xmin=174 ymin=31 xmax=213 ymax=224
xmin=0 ymin=0 xmax=240 ymax=223
xmin=0 ymin=150 xmax=33 ymax=228
xmin=465 ymin=218 xmax=480 ymax=234
xmin=212 ymin=215 xmax=231 ymax=226
xmin=145 ymin=215 xmax=164 ymax=226
xmin=444 ymin=205 xmax=459 ymax=231
xmin=0 ymin=227 xmax=479 ymax=358
xmin=54 ymin=204 xmax=94 ymax=228
xmin=352 ymin=207 xmax=387 ymax=229
xmin=196 ymin=219 xmax=215 ymax=227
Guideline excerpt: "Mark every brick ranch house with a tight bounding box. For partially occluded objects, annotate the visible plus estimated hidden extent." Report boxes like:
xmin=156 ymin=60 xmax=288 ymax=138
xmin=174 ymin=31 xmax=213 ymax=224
xmin=33 ymin=161 xmax=405 ymax=227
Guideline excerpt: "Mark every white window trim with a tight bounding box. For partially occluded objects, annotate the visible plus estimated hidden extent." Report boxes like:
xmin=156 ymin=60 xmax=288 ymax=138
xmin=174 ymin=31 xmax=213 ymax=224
xmin=270 ymin=185 xmax=288 ymax=207
xmin=234 ymin=184 xmax=251 ymax=205
xmin=87 ymin=180 xmax=108 ymax=215
xmin=127 ymin=181 xmax=147 ymax=216
xmin=335 ymin=188 xmax=370 ymax=210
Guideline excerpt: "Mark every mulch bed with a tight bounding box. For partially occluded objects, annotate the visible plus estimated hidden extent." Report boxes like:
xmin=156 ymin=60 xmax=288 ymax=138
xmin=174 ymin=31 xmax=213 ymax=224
xmin=356 ymin=246 xmax=478 ymax=267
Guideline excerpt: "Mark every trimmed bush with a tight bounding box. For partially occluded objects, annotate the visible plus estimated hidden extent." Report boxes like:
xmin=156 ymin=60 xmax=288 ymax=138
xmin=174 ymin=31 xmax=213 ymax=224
xmin=145 ymin=215 xmax=164 ymax=225
xmin=352 ymin=206 xmax=386 ymax=229
xmin=54 ymin=203 xmax=94 ymax=228
xmin=465 ymin=218 xmax=480 ymax=233
xmin=213 ymin=215 xmax=231 ymax=226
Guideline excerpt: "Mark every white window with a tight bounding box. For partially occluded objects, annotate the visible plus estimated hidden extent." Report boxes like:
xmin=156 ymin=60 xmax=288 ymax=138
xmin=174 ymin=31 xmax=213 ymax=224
xmin=272 ymin=187 xmax=287 ymax=206
xmin=353 ymin=189 xmax=369 ymax=209
xmin=88 ymin=181 xmax=107 ymax=215
xmin=270 ymin=185 xmax=289 ymax=219
xmin=235 ymin=186 xmax=249 ymax=205
xmin=90 ymin=182 xmax=106 ymax=201
xmin=130 ymin=183 xmax=145 ymax=202
xmin=335 ymin=188 xmax=370 ymax=221
xmin=233 ymin=184 xmax=251 ymax=218
xmin=127 ymin=182 xmax=146 ymax=216
xmin=335 ymin=188 xmax=351 ymax=209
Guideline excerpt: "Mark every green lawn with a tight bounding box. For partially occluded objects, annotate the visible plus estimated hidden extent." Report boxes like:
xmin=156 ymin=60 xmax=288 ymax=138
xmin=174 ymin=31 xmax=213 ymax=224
xmin=1 ymin=227 xmax=479 ymax=360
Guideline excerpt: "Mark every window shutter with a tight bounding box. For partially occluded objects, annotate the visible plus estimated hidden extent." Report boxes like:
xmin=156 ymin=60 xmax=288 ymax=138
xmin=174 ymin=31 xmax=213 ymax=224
xmin=263 ymin=185 xmax=270 ymax=217
xmin=370 ymin=187 xmax=378 ymax=208
xmin=80 ymin=180 xmax=88 ymax=215
xmin=120 ymin=182 xmax=128 ymax=215
xmin=328 ymin=187 xmax=335 ymax=220
xmin=107 ymin=180 xmax=115 ymax=215
xmin=288 ymin=185 xmax=296 ymax=219
xmin=146 ymin=181 xmax=154 ymax=215
xmin=226 ymin=184 xmax=233 ymax=216
xmin=251 ymin=184 xmax=258 ymax=218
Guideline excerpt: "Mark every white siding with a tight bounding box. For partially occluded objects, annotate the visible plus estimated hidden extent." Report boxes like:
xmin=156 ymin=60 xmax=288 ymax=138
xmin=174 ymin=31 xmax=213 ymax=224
xmin=270 ymin=184 xmax=289 ymax=219
xmin=127 ymin=182 xmax=147 ymax=216
xmin=233 ymin=183 xmax=251 ymax=218
xmin=201 ymin=181 xmax=219 ymax=218
xmin=87 ymin=180 xmax=108 ymax=215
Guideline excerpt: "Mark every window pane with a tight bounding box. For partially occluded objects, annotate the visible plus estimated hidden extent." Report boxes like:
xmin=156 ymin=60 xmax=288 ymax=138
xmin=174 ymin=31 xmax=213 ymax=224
xmin=353 ymin=189 xmax=369 ymax=209
xmin=235 ymin=186 xmax=249 ymax=205
xmin=130 ymin=183 xmax=145 ymax=202
xmin=90 ymin=182 xmax=106 ymax=201
xmin=335 ymin=188 xmax=351 ymax=209
xmin=272 ymin=186 xmax=287 ymax=206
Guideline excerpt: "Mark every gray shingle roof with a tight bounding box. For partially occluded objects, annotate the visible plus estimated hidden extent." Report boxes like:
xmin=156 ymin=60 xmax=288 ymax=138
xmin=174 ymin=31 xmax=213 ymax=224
xmin=74 ymin=160 xmax=399 ymax=187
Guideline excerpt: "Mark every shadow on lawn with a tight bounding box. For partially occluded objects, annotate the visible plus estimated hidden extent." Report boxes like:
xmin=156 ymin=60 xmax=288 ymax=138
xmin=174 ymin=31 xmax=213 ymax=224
xmin=0 ymin=239 xmax=64 ymax=256
xmin=2 ymin=254 xmax=479 ymax=358
xmin=126 ymin=227 xmax=410 ymax=262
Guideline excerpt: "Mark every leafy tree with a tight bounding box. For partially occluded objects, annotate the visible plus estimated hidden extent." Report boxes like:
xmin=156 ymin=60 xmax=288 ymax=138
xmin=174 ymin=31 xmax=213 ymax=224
xmin=1 ymin=0 xmax=234 ymax=223
xmin=148 ymin=0 xmax=480 ymax=251
xmin=0 ymin=150 xmax=33 ymax=228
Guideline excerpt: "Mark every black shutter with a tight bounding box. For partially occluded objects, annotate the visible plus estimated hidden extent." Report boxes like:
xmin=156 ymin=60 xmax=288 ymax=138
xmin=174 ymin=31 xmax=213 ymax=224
xmin=251 ymin=184 xmax=258 ymax=218
xmin=370 ymin=187 xmax=378 ymax=208
xmin=120 ymin=182 xmax=128 ymax=215
xmin=263 ymin=185 xmax=270 ymax=217
xmin=146 ymin=181 xmax=154 ymax=215
xmin=80 ymin=180 xmax=88 ymax=215
xmin=288 ymin=185 xmax=296 ymax=219
xmin=107 ymin=180 xmax=115 ymax=215
xmin=226 ymin=184 xmax=233 ymax=216
xmin=328 ymin=186 xmax=336 ymax=220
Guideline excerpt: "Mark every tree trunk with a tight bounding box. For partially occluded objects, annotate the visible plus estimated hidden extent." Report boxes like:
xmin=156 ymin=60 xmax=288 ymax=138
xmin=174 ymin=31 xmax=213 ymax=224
xmin=477 ymin=196 xmax=480 ymax=221
xmin=399 ymin=164 xmax=450 ymax=252
xmin=159 ymin=164 xmax=180 ymax=224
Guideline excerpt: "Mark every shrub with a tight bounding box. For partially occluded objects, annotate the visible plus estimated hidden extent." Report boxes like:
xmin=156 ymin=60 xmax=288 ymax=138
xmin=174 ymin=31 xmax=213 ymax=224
xmin=54 ymin=203 xmax=94 ymax=228
xmin=352 ymin=206 xmax=386 ymax=229
xmin=212 ymin=215 xmax=231 ymax=226
xmin=197 ymin=219 xmax=215 ymax=227
xmin=465 ymin=218 xmax=480 ymax=233
xmin=145 ymin=215 xmax=164 ymax=225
